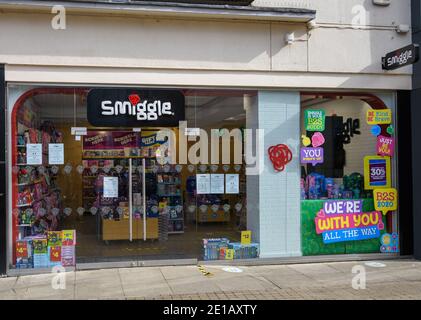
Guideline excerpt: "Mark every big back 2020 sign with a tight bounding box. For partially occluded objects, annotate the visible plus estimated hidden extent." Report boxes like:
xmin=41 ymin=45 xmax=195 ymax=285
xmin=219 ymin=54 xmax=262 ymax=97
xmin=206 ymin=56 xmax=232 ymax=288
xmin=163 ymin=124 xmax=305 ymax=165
xmin=87 ymin=89 xmax=185 ymax=127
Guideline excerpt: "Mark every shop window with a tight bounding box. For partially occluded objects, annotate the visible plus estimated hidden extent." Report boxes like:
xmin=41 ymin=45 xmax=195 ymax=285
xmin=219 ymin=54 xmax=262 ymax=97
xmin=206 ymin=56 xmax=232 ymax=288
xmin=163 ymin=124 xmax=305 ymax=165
xmin=300 ymin=93 xmax=399 ymax=256
xmin=10 ymin=86 xmax=259 ymax=271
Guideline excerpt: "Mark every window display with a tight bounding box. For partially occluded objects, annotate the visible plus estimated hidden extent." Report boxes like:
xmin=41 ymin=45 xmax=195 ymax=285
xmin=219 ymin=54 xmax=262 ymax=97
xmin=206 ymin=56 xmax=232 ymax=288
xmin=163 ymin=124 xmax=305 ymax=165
xmin=300 ymin=93 xmax=398 ymax=256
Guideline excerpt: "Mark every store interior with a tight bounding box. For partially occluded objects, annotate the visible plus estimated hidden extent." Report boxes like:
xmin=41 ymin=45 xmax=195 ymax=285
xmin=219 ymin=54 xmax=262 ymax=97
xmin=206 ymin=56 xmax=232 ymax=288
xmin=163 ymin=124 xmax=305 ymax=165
xmin=13 ymin=89 xmax=255 ymax=264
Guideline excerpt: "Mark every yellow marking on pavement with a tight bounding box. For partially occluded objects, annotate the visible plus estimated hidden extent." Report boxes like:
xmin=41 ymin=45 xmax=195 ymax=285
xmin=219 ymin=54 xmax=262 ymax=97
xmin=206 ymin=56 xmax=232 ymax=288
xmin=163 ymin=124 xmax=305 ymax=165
xmin=198 ymin=265 xmax=213 ymax=277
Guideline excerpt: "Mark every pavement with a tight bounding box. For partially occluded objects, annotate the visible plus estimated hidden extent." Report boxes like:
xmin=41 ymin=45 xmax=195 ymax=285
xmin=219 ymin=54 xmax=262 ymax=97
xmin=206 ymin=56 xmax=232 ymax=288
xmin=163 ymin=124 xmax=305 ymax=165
xmin=1 ymin=259 xmax=421 ymax=300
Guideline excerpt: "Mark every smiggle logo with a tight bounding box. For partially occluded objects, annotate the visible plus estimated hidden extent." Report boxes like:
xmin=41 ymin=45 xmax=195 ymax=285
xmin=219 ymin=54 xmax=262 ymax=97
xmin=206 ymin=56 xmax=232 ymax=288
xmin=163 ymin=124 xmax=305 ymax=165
xmin=100 ymin=94 xmax=174 ymax=121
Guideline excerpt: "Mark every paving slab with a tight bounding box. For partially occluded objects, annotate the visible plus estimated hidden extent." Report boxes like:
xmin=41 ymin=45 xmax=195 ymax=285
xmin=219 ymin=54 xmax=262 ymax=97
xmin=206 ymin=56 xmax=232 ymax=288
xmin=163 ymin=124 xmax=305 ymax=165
xmin=160 ymin=266 xmax=204 ymax=280
xmin=0 ymin=277 xmax=18 ymax=292
xmin=166 ymin=276 xmax=221 ymax=295
xmin=25 ymin=284 xmax=75 ymax=300
xmin=1 ymin=259 xmax=421 ymax=300
xmin=74 ymin=269 xmax=123 ymax=299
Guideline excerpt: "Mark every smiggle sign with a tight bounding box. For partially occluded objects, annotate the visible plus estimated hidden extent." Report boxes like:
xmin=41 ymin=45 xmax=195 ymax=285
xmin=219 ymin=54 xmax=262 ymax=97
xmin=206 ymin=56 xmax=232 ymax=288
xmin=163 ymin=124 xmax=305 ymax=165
xmin=315 ymin=200 xmax=383 ymax=244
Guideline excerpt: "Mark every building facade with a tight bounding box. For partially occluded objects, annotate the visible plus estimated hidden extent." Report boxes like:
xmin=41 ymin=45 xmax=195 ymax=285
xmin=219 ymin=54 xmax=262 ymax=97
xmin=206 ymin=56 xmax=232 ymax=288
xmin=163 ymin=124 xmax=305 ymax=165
xmin=412 ymin=0 xmax=421 ymax=261
xmin=0 ymin=0 xmax=414 ymax=274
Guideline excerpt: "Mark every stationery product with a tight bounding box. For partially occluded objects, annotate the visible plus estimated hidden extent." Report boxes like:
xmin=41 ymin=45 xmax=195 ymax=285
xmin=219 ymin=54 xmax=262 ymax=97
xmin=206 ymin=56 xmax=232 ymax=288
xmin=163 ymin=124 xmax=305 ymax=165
xmin=62 ymin=230 xmax=76 ymax=246
xmin=228 ymin=242 xmax=260 ymax=260
xmin=33 ymin=253 xmax=49 ymax=268
xmin=203 ymin=238 xmax=230 ymax=261
xmin=33 ymin=238 xmax=48 ymax=254
xmin=47 ymin=231 xmax=62 ymax=247
xmin=49 ymin=246 xmax=62 ymax=264
xmin=61 ymin=245 xmax=76 ymax=266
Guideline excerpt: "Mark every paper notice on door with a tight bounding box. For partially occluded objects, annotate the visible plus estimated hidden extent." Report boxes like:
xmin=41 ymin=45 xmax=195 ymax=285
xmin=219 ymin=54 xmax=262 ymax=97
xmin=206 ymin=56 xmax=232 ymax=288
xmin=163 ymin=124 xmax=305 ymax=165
xmin=103 ymin=177 xmax=119 ymax=198
xmin=48 ymin=143 xmax=64 ymax=165
xmin=26 ymin=144 xmax=43 ymax=165
xmin=225 ymin=174 xmax=239 ymax=194
xmin=196 ymin=174 xmax=211 ymax=194
xmin=210 ymin=174 xmax=224 ymax=194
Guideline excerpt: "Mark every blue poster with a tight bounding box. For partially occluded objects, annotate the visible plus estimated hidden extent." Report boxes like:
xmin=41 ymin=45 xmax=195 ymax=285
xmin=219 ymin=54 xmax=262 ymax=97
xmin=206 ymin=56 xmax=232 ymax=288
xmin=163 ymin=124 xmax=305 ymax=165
xmin=322 ymin=226 xmax=380 ymax=244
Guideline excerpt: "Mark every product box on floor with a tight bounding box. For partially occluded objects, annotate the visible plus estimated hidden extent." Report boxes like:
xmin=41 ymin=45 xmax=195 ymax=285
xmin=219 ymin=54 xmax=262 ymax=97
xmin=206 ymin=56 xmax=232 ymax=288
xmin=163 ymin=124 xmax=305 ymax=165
xmin=16 ymin=230 xmax=76 ymax=269
xmin=203 ymin=238 xmax=259 ymax=261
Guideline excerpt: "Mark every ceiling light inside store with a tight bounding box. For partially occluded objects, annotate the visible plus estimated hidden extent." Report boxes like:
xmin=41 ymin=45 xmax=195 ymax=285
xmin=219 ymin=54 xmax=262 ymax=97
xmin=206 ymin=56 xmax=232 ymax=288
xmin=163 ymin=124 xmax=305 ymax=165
xmin=224 ymin=113 xmax=246 ymax=121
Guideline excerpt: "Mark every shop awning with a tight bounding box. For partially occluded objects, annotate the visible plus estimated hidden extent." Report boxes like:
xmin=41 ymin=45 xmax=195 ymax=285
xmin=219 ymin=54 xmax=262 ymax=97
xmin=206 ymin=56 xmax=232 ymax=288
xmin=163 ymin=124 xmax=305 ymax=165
xmin=0 ymin=0 xmax=316 ymax=22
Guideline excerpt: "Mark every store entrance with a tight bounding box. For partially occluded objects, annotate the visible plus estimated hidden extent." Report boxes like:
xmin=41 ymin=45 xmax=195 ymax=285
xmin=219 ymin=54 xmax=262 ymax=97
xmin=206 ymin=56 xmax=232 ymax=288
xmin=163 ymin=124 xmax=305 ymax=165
xmin=57 ymin=128 xmax=194 ymax=264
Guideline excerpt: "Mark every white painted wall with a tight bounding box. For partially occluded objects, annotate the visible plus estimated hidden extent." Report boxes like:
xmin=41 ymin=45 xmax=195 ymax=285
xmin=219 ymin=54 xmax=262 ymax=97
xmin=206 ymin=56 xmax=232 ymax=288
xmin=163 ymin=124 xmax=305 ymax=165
xmin=0 ymin=0 xmax=413 ymax=89
xmin=250 ymin=91 xmax=301 ymax=257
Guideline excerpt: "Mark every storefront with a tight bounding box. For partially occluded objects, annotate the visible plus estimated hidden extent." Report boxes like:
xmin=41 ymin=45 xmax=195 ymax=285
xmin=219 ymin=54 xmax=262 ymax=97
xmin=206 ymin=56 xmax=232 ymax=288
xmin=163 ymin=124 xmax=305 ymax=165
xmin=3 ymin=84 xmax=401 ymax=273
xmin=0 ymin=0 xmax=413 ymax=274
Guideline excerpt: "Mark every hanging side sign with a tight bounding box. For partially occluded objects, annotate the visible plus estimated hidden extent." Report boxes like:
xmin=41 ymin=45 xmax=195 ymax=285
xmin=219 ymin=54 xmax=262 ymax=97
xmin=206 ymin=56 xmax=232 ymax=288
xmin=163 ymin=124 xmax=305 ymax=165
xmin=382 ymin=44 xmax=419 ymax=70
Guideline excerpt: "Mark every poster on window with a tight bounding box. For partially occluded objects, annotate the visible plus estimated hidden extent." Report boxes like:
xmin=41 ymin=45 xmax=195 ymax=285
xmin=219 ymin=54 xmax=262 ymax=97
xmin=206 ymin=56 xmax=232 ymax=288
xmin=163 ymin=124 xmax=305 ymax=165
xmin=196 ymin=174 xmax=211 ymax=194
xmin=103 ymin=176 xmax=119 ymax=198
xmin=366 ymin=109 xmax=392 ymax=125
xmin=26 ymin=143 xmax=43 ymax=165
xmin=314 ymin=200 xmax=383 ymax=244
xmin=210 ymin=174 xmax=225 ymax=194
xmin=304 ymin=109 xmax=325 ymax=132
xmin=48 ymin=143 xmax=64 ymax=165
xmin=363 ymin=156 xmax=391 ymax=190
xmin=225 ymin=174 xmax=239 ymax=194
xmin=376 ymin=135 xmax=395 ymax=157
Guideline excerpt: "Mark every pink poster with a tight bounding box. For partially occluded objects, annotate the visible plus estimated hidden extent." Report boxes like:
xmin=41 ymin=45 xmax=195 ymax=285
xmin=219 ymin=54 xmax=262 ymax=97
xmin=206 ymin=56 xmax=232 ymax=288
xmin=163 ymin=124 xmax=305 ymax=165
xmin=315 ymin=210 xmax=383 ymax=234
xmin=376 ymin=135 xmax=394 ymax=157
xmin=83 ymin=131 xmax=140 ymax=150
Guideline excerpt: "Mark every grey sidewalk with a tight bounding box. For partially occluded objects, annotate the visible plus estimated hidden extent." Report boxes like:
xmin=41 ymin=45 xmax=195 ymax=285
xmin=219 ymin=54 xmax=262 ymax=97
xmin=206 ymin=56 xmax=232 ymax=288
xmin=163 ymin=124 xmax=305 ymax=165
xmin=1 ymin=259 xmax=421 ymax=300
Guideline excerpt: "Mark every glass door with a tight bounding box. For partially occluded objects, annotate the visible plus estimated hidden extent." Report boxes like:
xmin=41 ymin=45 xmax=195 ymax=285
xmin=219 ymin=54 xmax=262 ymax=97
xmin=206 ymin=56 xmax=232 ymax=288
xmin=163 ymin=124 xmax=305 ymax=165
xmin=129 ymin=157 xmax=148 ymax=243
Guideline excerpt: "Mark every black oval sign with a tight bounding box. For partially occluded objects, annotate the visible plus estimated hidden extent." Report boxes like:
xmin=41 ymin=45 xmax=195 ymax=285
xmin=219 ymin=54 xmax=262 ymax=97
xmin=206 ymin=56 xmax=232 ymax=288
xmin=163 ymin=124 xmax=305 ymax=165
xmin=87 ymin=88 xmax=185 ymax=127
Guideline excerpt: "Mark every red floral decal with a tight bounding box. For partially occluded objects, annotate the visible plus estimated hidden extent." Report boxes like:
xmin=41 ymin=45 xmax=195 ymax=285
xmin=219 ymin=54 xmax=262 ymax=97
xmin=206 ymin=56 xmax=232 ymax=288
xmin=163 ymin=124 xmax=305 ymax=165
xmin=268 ymin=144 xmax=293 ymax=172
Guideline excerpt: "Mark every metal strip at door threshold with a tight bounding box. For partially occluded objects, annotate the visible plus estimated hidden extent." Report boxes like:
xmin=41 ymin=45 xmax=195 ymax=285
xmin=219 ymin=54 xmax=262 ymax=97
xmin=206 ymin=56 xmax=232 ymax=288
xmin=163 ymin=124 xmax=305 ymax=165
xmin=76 ymin=258 xmax=198 ymax=271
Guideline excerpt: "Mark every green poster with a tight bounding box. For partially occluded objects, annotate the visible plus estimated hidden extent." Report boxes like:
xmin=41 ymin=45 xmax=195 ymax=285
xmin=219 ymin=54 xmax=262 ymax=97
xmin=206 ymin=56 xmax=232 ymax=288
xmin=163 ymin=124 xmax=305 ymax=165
xmin=305 ymin=109 xmax=325 ymax=132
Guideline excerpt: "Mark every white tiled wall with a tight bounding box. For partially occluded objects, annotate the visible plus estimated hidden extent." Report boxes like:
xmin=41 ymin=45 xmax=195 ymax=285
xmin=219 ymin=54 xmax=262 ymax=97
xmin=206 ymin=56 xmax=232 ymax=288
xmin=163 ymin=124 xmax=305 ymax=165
xmin=249 ymin=91 xmax=302 ymax=257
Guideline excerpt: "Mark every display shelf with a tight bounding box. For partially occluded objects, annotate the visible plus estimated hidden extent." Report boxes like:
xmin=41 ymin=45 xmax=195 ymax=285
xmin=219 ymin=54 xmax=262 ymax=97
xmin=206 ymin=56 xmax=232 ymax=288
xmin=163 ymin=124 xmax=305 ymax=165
xmin=81 ymin=132 xmax=184 ymax=238
xmin=157 ymin=182 xmax=180 ymax=185
xmin=82 ymin=156 xmax=145 ymax=159
xmin=16 ymin=202 xmax=34 ymax=208
xmin=13 ymin=118 xmax=65 ymax=267
xmin=17 ymin=179 xmax=43 ymax=187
